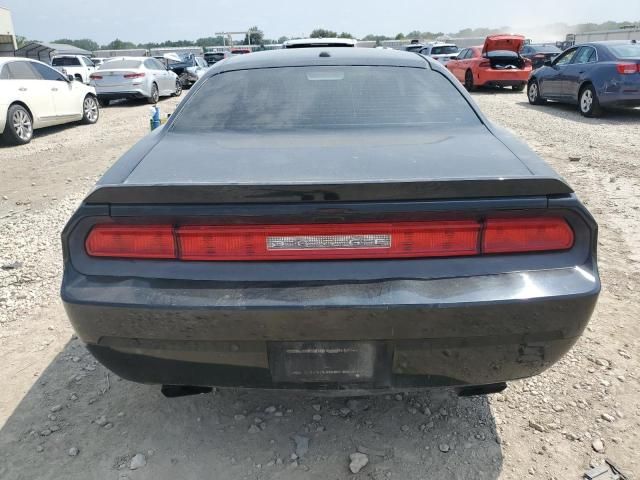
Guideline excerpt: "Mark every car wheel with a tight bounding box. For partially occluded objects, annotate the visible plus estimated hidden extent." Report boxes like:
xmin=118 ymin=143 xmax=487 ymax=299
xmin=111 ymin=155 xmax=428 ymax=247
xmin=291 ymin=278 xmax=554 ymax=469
xmin=173 ymin=80 xmax=182 ymax=97
xmin=81 ymin=95 xmax=99 ymax=124
xmin=147 ymin=83 xmax=159 ymax=104
xmin=2 ymin=104 xmax=33 ymax=145
xmin=527 ymin=80 xmax=546 ymax=105
xmin=464 ymin=70 xmax=476 ymax=91
xmin=98 ymin=98 xmax=111 ymax=107
xmin=512 ymin=84 xmax=525 ymax=92
xmin=579 ymin=84 xmax=603 ymax=117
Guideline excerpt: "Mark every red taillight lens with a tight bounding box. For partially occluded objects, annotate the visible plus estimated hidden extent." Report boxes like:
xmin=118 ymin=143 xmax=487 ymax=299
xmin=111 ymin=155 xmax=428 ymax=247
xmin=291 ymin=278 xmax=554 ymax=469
xmin=616 ymin=63 xmax=639 ymax=75
xmin=85 ymin=225 xmax=176 ymax=259
xmin=482 ymin=217 xmax=574 ymax=254
xmin=123 ymin=72 xmax=146 ymax=79
xmin=89 ymin=74 xmax=102 ymax=80
xmin=478 ymin=61 xmax=490 ymax=68
xmin=84 ymin=217 xmax=574 ymax=261
xmin=177 ymin=221 xmax=481 ymax=261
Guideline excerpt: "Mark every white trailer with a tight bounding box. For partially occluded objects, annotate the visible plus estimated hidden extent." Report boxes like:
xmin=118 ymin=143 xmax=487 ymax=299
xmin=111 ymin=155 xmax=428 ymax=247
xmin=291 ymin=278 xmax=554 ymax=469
xmin=149 ymin=46 xmax=203 ymax=57
xmin=93 ymin=48 xmax=149 ymax=58
xmin=568 ymin=26 xmax=640 ymax=45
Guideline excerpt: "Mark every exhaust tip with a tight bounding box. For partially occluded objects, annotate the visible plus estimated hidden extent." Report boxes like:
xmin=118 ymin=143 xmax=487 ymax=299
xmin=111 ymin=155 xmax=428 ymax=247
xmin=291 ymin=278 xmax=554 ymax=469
xmin=161 ymin=385 xmax=213 ymax=398
xmin=457 ymin=382 xmax=507 ymax=397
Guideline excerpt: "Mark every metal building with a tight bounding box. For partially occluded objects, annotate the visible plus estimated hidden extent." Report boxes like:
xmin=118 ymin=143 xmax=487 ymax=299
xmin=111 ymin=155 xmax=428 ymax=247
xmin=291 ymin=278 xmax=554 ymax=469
xmin=15 ymin=42 xmax=91 ymax=63
xmin=0 ymin=6 xmax=17 ymax=57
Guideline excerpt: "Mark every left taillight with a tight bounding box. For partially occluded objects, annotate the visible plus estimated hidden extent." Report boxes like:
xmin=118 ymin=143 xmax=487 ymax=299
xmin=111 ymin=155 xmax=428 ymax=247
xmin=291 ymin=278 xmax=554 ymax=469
xmin=84 ymin=217 xmax=575 ymax=261
xmin=85 ymin=225 xmax=176 ymax=259
xmin=616 ymin=63 xmax=639 ymax=75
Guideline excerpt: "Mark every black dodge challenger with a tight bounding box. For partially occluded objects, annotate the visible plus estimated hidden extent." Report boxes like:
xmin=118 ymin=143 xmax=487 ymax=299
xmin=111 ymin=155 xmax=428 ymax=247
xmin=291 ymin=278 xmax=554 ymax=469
xmin=61 ymin=48 xmax=599 ymax=396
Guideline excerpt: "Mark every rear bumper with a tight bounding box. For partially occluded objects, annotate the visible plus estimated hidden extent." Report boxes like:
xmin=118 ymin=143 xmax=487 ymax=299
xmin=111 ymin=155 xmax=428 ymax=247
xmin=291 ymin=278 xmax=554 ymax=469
xmin=94 ymin=86 xmax=150 ymax=100
xmin=477 ymin=69 xmax=530 ymax=87
xmin=62 ymin=263 xmax=599 ymax=390
xmin=599 ymin=91 xmax=640 ymax=108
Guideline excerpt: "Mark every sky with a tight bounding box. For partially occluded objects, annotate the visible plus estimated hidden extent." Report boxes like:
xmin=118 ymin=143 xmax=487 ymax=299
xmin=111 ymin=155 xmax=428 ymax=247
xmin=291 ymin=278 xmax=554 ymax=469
xmin=3 ymin=0 xmax=639 ymax=44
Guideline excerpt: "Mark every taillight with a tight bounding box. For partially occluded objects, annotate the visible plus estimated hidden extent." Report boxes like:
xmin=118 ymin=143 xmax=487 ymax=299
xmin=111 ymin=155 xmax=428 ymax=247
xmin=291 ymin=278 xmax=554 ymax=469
xmin=89 ymin=73 xmax=102 ymax=80
xmin=616 ymin=63 xmax=639 ymax=75
xmin=84 ymin=217 xmax=574 ymax=261
xmin=178 ymin=221 xmax=481 ymax=261
xmin=483 ymin=217 xmax=574 ymax=254
xmin=85 ymin=225 xmax=176 ymax=259
xmin=479 ymin=61 xmax=490 ymax=68
xmin=123 ymin=72 xmax=146 ymax=79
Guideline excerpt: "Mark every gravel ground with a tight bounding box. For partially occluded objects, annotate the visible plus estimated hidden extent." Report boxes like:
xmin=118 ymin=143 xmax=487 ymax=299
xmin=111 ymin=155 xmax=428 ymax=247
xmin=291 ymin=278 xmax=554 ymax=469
xmin=0 ymin=90 xmax=638 ymax=480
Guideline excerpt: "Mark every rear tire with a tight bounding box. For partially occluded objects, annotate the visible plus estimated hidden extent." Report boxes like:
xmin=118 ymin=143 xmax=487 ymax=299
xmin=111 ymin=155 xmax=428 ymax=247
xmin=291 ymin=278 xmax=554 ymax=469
xmin=579 ymin=84 xmax=603 ymax=117
xmin=2 ymin=104 xmax=33 ymax=145
xmin=512 ymin=84 xmax=525 ymax=92
xmin=527 ymin=80 xmax=546 ymax=105
xmin=173 ymin=80 xmax=182 ymax=97
xmin=147 ymin=83 xmax=159 ymax=104
xmin=81 ymin=95 xmax=99 ymax=124
xmin=464 ymin=70 xmax=476 ymax=91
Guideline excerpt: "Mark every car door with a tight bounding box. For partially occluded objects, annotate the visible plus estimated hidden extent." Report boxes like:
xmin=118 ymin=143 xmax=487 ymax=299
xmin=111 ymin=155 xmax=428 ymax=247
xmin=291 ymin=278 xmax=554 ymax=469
xmin=561 ymin=46 xmax=597 ymax=101
xmin=31 ymin=61 xmax=83 ymax=120
xmin=4 ymin=60 xmax=57 ymax=125
xmin=449 ymin=49 xmax=467 ymax=81
xmin=539 ymin=47 xmax=578 ymax=98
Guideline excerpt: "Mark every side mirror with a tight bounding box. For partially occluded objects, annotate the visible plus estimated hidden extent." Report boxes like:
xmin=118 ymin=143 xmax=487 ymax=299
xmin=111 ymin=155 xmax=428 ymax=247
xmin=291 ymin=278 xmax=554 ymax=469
xmin=67 ymin=74 xmax=75 ymax=82
xmin=544 ymin=60 xmax=553 ymax=67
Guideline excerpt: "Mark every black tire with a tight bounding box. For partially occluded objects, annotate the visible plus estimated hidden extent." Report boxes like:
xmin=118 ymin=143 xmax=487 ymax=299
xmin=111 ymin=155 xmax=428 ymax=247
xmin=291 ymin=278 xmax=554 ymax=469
xmin=464 ymin=70 xmax=476 ymax=91
xmin=512 ymin=84 xmax=525 ymax=92
xmin=527 ymin=80 xmax=546 ymax=105
xmin=579 ymin=84 xmax=603 ymax=117
xmin=2 ymin=104 xmax=33 ymax=145
xmin=173 ymin=80 xmax=182 ymax=97
xmin=81 ymin=95 xmax=99 ymax=125
xmin=147 ymin=83 xmax=159 ymax=104
xmin=98 ymin=97 xmax=111 ymax=107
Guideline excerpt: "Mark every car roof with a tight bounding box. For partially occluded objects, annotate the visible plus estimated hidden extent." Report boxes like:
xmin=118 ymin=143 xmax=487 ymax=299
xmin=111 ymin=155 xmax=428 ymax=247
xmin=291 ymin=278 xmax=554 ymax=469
xmin=0 ymin=56 xmax=50 ymax=66
xmin=206 ymin=47 xmax=430 ymax=76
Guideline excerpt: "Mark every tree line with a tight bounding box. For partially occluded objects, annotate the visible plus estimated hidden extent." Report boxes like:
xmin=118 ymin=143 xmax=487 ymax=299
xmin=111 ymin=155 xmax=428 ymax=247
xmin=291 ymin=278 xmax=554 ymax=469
xmin=16 ymin=20 xmax=638 ymax=52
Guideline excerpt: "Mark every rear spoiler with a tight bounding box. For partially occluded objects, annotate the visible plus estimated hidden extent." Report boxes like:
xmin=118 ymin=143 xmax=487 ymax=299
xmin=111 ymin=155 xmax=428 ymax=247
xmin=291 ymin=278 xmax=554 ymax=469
xmin=84 ymin=178 xmax=573 ymax=204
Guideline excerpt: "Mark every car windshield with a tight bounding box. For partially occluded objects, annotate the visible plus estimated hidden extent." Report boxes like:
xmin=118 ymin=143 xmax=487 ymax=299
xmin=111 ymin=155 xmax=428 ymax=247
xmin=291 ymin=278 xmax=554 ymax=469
xmin=171 ymin=66 xmax=479 ymax=132
xmin=431 ymin=46 xmax=458 ymax=55
xmin=98 ymin=60 xmax=142 ymax=70
xmin=52 ymin=57 xmax=81 ymax=66
xmin=531 ymin=45 xmax=561 ymax=53
xmin=608 ymin=43 xmax=640 ymax=59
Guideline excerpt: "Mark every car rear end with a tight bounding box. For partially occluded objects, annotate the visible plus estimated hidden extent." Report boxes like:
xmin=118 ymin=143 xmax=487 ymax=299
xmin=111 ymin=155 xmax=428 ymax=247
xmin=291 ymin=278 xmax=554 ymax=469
xmin=476 ymin=50 xmax=532 ymax=88
xmin=62 ymin=52 xmax=599 ymax=392
xmin=597 ymin=42 xmax=640 ymax=108
xmin=89 ymin=59 xmax=150 ymax=102
xmin=428 ymin=45 xmax=460 ymax=64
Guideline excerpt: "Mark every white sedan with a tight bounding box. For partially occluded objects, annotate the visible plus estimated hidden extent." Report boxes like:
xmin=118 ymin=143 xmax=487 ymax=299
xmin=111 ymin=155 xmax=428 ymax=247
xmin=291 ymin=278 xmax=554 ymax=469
xmin=0 ymin=57 xmax=99 ymax=145
xmin=89 ymin=57 xmax=181 ymax=106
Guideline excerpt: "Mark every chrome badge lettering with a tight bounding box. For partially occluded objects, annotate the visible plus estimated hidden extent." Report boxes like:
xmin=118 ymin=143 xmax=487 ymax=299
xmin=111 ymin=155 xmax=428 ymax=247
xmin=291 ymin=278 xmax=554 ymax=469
xmin=267 ymin=234 xmax=391 ymax=250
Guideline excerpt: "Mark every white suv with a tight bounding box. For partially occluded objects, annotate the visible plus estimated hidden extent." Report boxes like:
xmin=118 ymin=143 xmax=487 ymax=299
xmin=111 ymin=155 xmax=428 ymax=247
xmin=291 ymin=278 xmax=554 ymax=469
xmin=0 ymin=58 xmax=99 ymax=145
xmin=51 ymin=55 xmax=96 ymax=84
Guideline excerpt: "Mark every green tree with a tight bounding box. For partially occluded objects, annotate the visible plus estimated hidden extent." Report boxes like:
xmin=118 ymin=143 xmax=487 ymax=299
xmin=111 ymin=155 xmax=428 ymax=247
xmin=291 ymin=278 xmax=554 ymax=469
xmin=310 ymin=28 xmax=338 ymax=38
xmin=196 ymin=36 xmax=225 ymax=47
xmin=277 ymin=36 xmax=289 ymax=44
xmin=103 ymin=38 xmax=137 ymax=50
xmin=52 ymin=38 xmax=99 ymax=51
xmin=338 ymin=32 xmax=353 ymax=39
xmin=244 ymin=26 xmax=264 ymax=45
xmin=394 ymin=33 xmax=405 ymax=40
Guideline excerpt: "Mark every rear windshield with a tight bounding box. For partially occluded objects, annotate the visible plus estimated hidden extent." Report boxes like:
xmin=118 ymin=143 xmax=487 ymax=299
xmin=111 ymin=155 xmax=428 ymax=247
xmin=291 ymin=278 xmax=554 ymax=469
xmin=608 ymin=44 xmax=640 ymax=59
xmin=52 ymin=57 xmax=81 ymax=66
xmin=171 ymin=66 xmax=479 ymax=132
xmin=531 ymin=45 xmax=561 ymax=53
xmin=98 ymin=60 xmax=142 ymax=70
xmin=486 ymin=50 xmax=519 ymax=58
xmin=431 ymin=46 xmax=458 ymax=55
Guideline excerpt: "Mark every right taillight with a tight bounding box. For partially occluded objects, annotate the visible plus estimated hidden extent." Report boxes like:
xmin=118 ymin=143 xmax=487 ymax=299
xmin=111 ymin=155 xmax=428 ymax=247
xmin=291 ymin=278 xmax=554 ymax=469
xmin=482 ymin=217 xmax=574 ymax=254
xmin=89 ymin=73 xmax=102 ymax=80
xmin=123 ymin=72 xmax=146 ymax=79
xmin=616 ymin=63 xmax=639 ymax=75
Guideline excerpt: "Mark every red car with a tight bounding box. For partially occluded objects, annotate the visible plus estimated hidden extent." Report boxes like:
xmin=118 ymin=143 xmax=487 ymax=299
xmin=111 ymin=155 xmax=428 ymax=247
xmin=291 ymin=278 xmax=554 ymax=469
xmin=446 ymin=35 xmax=533 ymax=91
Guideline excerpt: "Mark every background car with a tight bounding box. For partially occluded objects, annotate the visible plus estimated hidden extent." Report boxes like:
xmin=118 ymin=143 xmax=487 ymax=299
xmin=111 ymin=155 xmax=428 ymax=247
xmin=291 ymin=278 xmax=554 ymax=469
xmin=89 ymin=57 xmax=181 ymax=106
xmin=61 ymin=48 xmax=598 ymax=395
xmin=520 ymin=43 xmax=562 ymax=68
xmin=163 ymin=53 xmax=209 ymax=87
xmin=51 ymin=55 xmax=96 ymax=84
xmin=204 ymin=51 xmax=231 ymax=66
xmin=417 ymin=42 xmax=459 ymax=64
xmin=0 ymin=57 xmax=99 ymax=145
xmin=527 ymin=40 xmax=640 ymax=117
xmin=446 ymin=35 xmax=532 ymax=91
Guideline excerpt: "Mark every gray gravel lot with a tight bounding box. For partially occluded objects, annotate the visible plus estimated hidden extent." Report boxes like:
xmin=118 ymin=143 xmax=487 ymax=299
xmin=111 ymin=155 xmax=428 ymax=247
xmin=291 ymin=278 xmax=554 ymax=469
xmin=0 ymin=91 xmax=638 ymax=479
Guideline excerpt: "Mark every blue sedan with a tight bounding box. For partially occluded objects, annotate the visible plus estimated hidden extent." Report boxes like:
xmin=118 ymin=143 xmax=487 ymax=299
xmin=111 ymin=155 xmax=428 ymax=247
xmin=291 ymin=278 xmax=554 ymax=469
xmin=527 ymin=40 xmax=640 ymax=117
